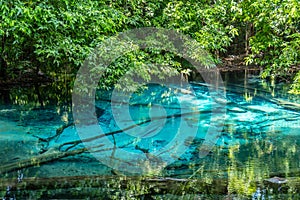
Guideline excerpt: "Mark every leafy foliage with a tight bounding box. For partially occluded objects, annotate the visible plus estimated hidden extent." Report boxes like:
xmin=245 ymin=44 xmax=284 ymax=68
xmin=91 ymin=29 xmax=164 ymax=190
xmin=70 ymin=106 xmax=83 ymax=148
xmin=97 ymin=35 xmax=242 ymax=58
xmin=0 ymin=0 xmax=126 ymax=81
xmin=0 ymin=0 xmax=300 ymax=93
xmin=241 ymin=0 xmax=300 ymax=92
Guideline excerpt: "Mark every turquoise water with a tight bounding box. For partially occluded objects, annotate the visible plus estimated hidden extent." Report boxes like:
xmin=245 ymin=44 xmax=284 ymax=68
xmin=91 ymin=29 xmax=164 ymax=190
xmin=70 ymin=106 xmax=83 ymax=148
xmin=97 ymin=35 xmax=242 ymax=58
xmin=0 ymin=71 xmax=300 ymax=199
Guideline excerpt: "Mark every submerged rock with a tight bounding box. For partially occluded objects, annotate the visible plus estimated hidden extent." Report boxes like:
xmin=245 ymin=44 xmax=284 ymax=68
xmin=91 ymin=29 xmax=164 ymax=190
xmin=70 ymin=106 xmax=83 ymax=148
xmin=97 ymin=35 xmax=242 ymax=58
xmin=263 ymin=177 xmax=289 ymax=193
xmin=227 ymin=107 xmax=247 ymax=113
xmin=264 ymin=176 xmax=288 ymax=184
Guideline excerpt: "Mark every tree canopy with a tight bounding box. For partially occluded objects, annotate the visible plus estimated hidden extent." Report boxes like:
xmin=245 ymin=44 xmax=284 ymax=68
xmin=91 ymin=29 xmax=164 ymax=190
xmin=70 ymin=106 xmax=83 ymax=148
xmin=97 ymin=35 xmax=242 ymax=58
xmin=1 ymin=0 xmax=299 ymax=93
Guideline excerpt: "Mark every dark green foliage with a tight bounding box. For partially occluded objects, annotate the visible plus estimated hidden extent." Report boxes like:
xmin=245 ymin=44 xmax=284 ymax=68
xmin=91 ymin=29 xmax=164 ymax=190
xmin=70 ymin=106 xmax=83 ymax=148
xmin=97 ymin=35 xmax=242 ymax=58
xmin=241 ymin=0 xmax=300 ymax=92
xmin=0 ymin=0 xmax=299 ymax=93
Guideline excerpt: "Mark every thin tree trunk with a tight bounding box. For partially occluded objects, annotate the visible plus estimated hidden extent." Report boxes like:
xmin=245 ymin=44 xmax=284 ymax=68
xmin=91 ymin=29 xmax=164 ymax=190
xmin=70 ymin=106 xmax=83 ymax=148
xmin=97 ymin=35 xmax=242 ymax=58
xmin=0 ymin=36 xmax=7 ymax=81
xmin=245 ymin=23 xmax=249 ymax=55
xmin=245 ymin=23 xmax=253 ymax=55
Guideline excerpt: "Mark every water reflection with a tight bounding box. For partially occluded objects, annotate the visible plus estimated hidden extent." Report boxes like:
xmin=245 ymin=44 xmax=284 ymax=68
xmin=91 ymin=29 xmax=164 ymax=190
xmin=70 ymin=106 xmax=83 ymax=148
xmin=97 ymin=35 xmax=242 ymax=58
xmin=0 ymin=76 xmax=72 ymax=108
xmin=0 ymin=70 xmax=299 ymax=199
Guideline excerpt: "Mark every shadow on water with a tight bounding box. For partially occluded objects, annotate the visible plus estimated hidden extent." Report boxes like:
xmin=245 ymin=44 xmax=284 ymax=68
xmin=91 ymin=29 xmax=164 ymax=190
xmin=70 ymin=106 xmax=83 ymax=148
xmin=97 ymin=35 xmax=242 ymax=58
xmin=0 ymin=70 xmax=300 ymax=199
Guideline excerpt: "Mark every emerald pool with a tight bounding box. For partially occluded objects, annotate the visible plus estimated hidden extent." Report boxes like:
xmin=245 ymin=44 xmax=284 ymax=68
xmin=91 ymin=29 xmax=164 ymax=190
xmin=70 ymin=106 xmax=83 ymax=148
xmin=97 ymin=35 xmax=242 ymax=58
xmin=0 ymin=71 xmax=299 ymax=199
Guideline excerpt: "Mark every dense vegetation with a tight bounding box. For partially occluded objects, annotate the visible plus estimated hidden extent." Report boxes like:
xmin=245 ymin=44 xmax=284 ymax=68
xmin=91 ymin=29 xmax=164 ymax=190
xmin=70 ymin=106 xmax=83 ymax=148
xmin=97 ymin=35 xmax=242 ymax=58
xmin=1 ymin=0 xmax=299 ymax=93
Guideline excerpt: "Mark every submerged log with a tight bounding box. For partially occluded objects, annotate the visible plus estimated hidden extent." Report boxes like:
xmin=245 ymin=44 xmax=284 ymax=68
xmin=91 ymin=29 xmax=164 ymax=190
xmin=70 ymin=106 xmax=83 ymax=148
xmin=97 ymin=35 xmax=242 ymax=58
xmin=196 ymin=81 xmax=300 ymax=112
xmin=0 ymin=175 xmax=299 ymax=198
xmin=2 ymin=110 xmax=194 ymax=175
xmin=1 ymin=108 xmax=201 ymax=175
xmin=0 ymin=147 xmax=87 ymax=174
xmin=270 ymin=98 xmax=300 ymax=111
xmin=0 ymin=175 xmax=228 ymax=195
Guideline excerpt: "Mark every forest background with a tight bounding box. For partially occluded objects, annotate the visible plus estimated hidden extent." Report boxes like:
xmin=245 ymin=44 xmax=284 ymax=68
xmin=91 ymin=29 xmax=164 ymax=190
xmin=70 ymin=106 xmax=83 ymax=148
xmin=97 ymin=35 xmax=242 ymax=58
xmin=1 ymin=0 xmax=299 ymax=93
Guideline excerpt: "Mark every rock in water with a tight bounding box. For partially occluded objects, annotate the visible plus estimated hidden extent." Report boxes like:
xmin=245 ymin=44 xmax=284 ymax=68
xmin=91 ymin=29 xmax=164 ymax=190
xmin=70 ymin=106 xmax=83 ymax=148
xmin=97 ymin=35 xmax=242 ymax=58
xmin=264 ymin=176 xmax=289 ymax=193
xmin=264 ymin=176 xmax=288 ymax=184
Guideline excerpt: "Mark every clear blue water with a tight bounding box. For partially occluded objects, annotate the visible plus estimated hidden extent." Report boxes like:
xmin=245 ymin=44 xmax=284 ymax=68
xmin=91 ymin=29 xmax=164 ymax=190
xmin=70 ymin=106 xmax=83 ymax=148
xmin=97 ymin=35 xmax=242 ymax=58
xmin=0 ymin=71 xmax=300 ymax=199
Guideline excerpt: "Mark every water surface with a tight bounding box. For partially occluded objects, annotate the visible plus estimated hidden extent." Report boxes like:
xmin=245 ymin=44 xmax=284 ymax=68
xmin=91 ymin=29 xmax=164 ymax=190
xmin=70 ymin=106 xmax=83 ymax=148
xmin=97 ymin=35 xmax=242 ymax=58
xmin=0 ymin=71 xmax=299 ymax=199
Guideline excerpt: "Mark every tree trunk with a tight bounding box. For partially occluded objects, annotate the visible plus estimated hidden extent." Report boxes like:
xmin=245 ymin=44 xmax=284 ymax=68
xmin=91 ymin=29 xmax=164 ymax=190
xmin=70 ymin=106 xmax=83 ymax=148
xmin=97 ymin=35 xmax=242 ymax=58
xmin=0 ymin=36 xmax=7 ymax=81
xmin=245 ymin=23 xmax=253 ymax=55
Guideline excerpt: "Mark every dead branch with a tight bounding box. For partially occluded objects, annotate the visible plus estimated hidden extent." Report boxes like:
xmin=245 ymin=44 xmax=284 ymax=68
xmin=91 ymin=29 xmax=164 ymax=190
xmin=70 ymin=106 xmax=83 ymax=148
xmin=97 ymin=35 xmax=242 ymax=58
xmin=0 ymin=147 xmax=87 ymax=175
xmin=0 ymin=175 xmax=227 ymax=195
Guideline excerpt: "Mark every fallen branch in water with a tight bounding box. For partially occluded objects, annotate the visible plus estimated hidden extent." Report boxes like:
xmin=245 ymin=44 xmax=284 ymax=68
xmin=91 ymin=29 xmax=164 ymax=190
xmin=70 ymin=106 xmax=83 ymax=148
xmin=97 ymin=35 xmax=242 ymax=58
xmin=0 ymin=175 xmax=227 ymax=196
xmin=1 ymin=174 xmax=299 ymax=198
xmin=270 ymin=98 xmax=300 ymax=111
xmin=218 ymin=82 xmax=300 ymax=112
xmin=0 ymin=136 xmax=140 ymax=175
xmin=0 ymin=106 xmax=207 ymax=176
xmin=32 ymin=122 xmax=75 ymax=153
xmin=0 ymin=147 xmax=88 ymax=175
xmin=60 ymin=109 xmax=203 ymax=149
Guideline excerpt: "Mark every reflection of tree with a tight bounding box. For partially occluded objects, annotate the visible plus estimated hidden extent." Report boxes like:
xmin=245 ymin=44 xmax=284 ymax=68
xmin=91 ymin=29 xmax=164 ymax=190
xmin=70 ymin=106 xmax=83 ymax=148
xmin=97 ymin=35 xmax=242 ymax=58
xmin=226 ymin=132 xmax=300 ymax=198
xmin=0 ymin=74 xmax=74 ymax=108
